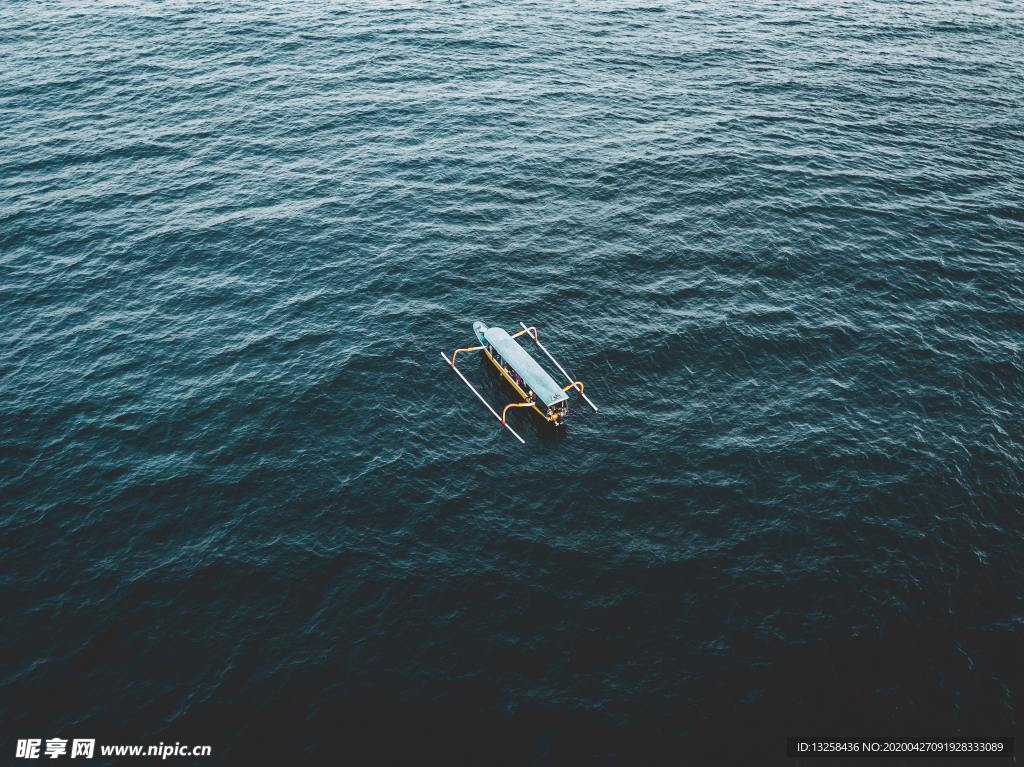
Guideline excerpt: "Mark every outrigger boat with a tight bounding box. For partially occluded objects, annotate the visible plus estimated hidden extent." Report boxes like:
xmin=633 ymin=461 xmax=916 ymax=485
xmin=441 ymin=321 xmax=598 ymax=443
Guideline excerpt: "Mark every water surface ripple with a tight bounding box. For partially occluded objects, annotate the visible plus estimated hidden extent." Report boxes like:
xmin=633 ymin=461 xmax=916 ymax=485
xmin=2 ymin=0 xmax=1022 ymax=762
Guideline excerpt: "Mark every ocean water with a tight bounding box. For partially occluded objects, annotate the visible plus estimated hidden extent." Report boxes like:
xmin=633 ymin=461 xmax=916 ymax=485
xmin=2 ymin=0 xmax=1022 ymax=762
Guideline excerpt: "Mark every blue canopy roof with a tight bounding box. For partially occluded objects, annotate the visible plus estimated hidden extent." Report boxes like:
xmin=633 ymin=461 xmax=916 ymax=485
xmin=483 ymin=326 xmax=568 ymax=407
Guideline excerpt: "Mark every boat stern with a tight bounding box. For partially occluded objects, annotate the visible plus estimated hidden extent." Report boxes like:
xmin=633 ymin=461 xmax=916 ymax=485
xmin=546 ymin=400 xmax=568 ymax=425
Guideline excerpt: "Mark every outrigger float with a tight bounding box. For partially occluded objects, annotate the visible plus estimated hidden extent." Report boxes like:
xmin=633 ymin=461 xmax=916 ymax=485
xmin=441 ymin=321 xmax=597 ymax=443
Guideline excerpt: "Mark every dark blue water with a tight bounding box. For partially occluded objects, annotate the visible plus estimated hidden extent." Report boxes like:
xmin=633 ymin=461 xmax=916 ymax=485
xmin=2 ymin=1 xmax=1022 ymax=763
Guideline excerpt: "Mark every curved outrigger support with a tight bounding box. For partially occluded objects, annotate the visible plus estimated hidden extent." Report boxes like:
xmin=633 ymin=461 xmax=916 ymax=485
xmin=520 ymin=322 xmax=598 ymax=412
xmin=450 ymin=344 xmax=484 ymax=366
xmin=501 ymin=400 xmax=536 ymax=425
xmin=511 ymin=325 xmax=538 ymax=341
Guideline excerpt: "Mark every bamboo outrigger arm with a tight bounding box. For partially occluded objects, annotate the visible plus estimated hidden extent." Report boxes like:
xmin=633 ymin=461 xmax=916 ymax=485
xmin=441 ymin=352 xmax=525 ymax=444
xmin=562 ymin=381 xmax=585 ymax=395
xmin=519 ymin=322 xmax=598 ymax=412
